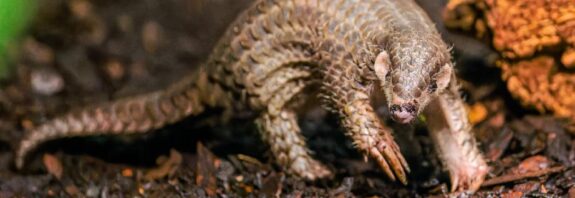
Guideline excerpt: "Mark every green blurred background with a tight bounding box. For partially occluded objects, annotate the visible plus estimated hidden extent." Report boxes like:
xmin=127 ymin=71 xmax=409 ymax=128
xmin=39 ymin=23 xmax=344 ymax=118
xmin=0 ymin=0 xmax=34 ymax=78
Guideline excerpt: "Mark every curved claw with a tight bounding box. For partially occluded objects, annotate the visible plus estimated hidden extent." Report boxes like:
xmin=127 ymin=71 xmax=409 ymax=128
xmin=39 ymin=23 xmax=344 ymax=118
xmin=393 ymin=142 xmax=410 ymax=173
xmin=449 ymin=163 xmax=488 ymax=193
xmin=382 ymin=143 xmax=409 ymax=184
xmin=366 ymin=133 xmax=410 ymax=185
xmin=370 ymin=147 xmax=396 ymax=181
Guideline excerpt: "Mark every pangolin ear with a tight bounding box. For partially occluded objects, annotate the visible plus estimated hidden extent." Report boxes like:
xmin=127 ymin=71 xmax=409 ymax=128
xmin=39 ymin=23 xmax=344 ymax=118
xmin=374 ymin=51 xmax=391 ymax=83
xmin=435 ymin=63 xmax=453 ymax=90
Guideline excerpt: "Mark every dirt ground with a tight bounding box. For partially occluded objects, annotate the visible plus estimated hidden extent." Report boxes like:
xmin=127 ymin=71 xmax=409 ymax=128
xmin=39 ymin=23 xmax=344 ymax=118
xmin=0 ymin=0 xmax=573 ymax=197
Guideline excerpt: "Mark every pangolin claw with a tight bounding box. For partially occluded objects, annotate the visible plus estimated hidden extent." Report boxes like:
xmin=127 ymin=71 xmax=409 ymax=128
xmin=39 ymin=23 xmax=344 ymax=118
xmin=370 ymin=139 xmax=410 ymax=184
xmin=448 ymin=162 xmax=488 ymax=194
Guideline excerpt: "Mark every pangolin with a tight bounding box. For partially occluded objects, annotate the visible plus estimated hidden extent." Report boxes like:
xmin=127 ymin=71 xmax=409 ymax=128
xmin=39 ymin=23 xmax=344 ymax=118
xmin=15 ymin=0 xmax=488 ymax=193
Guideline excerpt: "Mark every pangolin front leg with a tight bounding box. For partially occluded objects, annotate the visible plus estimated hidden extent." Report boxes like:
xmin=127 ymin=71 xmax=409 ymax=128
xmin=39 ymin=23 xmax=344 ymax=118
xmin=424 ymin=84 xmax=488 ymax=192
xmin=320 ymin=64 xmax=410 ymax=183
xmin=338 ymin=89 xmax=410 ymax=184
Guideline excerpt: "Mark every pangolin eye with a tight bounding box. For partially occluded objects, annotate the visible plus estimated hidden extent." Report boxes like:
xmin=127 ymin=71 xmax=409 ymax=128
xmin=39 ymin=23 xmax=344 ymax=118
xmin=428 ymin=81 xmax=437 ymax=93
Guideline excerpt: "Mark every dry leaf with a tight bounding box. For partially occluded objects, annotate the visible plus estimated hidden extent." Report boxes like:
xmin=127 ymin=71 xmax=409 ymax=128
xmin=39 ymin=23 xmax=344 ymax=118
xmin=43 ymin=153 xmax=63 ymax=180
xmin=144 ymin=149 xmax=183 ymax=180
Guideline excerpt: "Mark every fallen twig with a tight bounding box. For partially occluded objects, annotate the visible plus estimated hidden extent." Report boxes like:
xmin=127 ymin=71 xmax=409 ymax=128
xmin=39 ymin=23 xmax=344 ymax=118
xmin=481 ymin=166 xmax=566 ymax=187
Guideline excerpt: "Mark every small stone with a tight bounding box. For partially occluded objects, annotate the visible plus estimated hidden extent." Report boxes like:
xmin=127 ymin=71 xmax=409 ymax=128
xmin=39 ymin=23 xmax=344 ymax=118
xmin=104 ymin=59 xmax=125 ymax=80
xmin=30 ymin=69 xmax=64 ymax=95
xmin=85 ymin=184 xmax=100 ymax=197
xmin=21 ymin=119 xmax=34 ymax=130
xmin=23 ymin=38 xmax=54 ymax=65
xmin=69 ymin=0 xmax=92 ymax=19
xmin=64 ymin=185 xmax=80 ymax=196
xmin=142 ymin=21 xmax=163 ymax=54
xmin=568 ymin=186 xmax=575 ymax=198
xmin=488 ymin=113 xmax=505 ymax=128
xmin=116 ymin=14 xmax=133 ymax=33
xmin=122 ymin=168 xmax=133 ymax=177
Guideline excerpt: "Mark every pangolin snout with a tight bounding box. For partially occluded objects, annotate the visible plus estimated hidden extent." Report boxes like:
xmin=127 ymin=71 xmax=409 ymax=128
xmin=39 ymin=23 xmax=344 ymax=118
xmin=389 ymin=103 xmax=417 ymax=124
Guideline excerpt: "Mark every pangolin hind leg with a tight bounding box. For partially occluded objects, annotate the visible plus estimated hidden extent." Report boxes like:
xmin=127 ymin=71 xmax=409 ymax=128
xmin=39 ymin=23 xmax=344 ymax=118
xmin=423 ymin=85 xmax=488 ymax=192
xmin=255 ymin=110 xmax=331 ymax=180
xmin=253 ymin=74 xmax=331 ymax=179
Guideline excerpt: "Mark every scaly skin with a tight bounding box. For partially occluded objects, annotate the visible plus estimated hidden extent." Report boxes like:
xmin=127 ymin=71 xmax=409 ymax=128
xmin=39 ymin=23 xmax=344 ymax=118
xmin=15 ymin=0 xmax=488 ymax=193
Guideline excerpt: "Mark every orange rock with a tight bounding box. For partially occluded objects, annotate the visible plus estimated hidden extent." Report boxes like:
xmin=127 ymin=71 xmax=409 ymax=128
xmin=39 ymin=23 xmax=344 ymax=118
xmin=444 ymin=1 xmax=575 ymax=131
xmin=499 ymin=57 xmax=575 ymax=127
xmin=444 ymin=0 xmax=575 ymax=59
